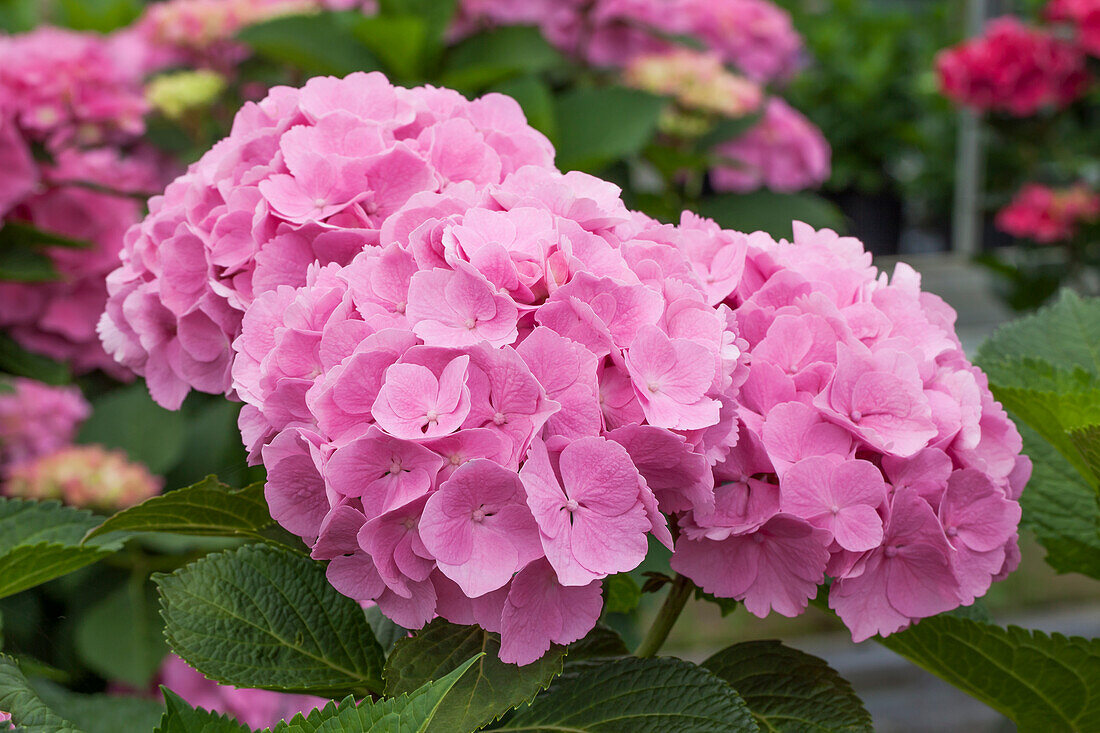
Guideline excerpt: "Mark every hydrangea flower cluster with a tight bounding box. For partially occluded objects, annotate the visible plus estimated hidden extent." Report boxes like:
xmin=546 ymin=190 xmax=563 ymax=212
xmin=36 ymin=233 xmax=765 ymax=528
xmin=0 ymin=378 xmax=89 ymax=477
xmin=936 ymin=17 xmax=1089 ymax=116
xmin=995 ymin=182 xmax=1100 ymax=243
xmin=0 ymin=27 xmax=163 ymax=375
xmin=454 ymin=0 xmax=803 ymax=85
xmin=4 ymin=445 xmax=161 ymax=512
xmin=1047 ymin=0 xmax=1100 ymax=57
xmin=711 ymin=98 xmax=831 ymax=194
xmin=114 ymin=0 xmax=320 ymax=74
xmin=99 ymin=72 xmax=555 ymax=410
xmin=112 ymin=74 xmax=1025 ymax=665
xmin=159 ymin=655 xmax=327 ymax=728
xmin=670 ymin=222 xmax=1027 ymax=641
xmin=624 ymin=49 xmax=764 ymax=120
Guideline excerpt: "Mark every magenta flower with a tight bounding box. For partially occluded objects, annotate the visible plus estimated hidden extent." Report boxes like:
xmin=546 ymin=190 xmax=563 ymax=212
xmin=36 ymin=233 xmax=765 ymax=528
xmin=781 ymin=457 xmax=886 ymax=552
xmin=830 ymin=490 xmax=961 ymax=641
xmin=406 ymin=265 xmax=519 ymax=347
xmin=371 ymin=356 xmax=472 ymax=439
xmin=419 ymin=459 xmax=543 ymax=597
xmin=521 ymin=437 xmax=656 ymax=585
xmin=499 ymin=559 xmax=603 ymax=666
xmin=625 ymin=325 xmax=718 ymax=430
xmin=324 ymin=426 xmax=443 ymax=516
xmin=672 ymin=514 xmax=831 ymax=618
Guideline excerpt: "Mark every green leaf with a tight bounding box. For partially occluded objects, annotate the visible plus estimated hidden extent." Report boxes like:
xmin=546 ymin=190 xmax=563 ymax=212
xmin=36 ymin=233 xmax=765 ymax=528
xmin=86 ymin=476 xmax=278 ymax=544
xmin=33 ymin=679 xmax=164 ymax=733
xmin=75 ymin=582 xmax=167 ymax=687
xmin=563 ymin=626 xmax=629 ymax=664
xmin=0 ymin=498 xmax=121 ymax=599
xmin=0 ymin=654 xmax=83 ymax=733
xmin=77 ymin=382 xmax=187 ymax=474
xmin=879 ymin=615 xmax=1100 ymax=730
xmin=696 ymin=193 xmax=846 ymax=238
xmin=156 ymin=544 xmax=385 ymax=697
xmin=0 ymin=244 xmax=58 ymax=281
xmin=554 ymin=87 xmax=665 ymax=173
xmin=155 ymin=689 xmax=253 ymax=733
xmin=270 ymin=655 xmax=480 ymax=733
xmin=498 ymin=657 xmax=760 ymax=732
xmin=0 ymin=332 xmax=70 ymax=384
xmin=384 ymin=620 xmax=564 ymax=732
xmin=238 ymin=13 xmax=382 ymax=77
xmin=492 ymin=75 xmax=557 ymax=141
xmin=0 ymin=221 xmax=92 ymax=250
xmin=53 ymin=0 xmax=141 ymax=31
xmin=347 ymin=15 xmax=427 ymax=81
xmin=977 ymin=290 xmax=1100 ymax=378
xmin=602 ymin=574 xmax=642 ymax=615
xmin=442 ymin=26 xmax=565 ymax=92
xmin=697 ymin=112 xmax=763 ymax=150
xmin=1068 ymin=423 xmax=1100 ymax=485
xmin=1016 ymin=423 xmax=1100 ymax=580
xmin=702 ymin=640 xmax=872 ymax=732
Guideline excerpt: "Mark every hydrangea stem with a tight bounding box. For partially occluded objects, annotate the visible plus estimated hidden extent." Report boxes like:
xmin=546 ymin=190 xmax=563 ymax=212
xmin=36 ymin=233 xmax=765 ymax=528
xmin=634 ymin=574 xmax=694 ymax=658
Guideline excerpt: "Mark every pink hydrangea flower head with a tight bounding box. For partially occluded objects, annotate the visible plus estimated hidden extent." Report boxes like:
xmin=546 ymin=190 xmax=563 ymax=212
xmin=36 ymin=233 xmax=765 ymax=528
xmin=160 ymin=654 xmax=327 ymax=729
xmin=101 ymin=73 xmax=554 ymax=408
xmin=4 ymin=445 xmax=161 ymax=511
xmin=0 ymin=378 xmax=89 ymax=477
xmin=1046 ymin=0 xmax=1100 ymax=56
xmin=711 ymin=98 xmax=831 ymax=193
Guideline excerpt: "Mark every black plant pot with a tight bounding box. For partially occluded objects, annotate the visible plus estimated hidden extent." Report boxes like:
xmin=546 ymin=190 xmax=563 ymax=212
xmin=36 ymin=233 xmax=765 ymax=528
xmin=826 ymin=188 xmax=904 ymax=256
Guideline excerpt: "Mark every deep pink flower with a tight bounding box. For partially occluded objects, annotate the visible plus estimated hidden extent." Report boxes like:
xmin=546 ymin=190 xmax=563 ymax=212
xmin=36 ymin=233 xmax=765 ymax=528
xmin=937 ymin=17 xmax=1089 ymax=115
xmin=995 ymin=183 xmax=1100 ymax=243
xmin=419 ymin=459 xmax=543 ymax=596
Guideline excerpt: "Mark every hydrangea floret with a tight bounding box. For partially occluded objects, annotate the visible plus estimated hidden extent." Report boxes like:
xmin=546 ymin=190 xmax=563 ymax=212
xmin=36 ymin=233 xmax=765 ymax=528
xmin=106 ymin=73 xmax=1027 ymax=665
xmin=4 ymin=445 xmax=161 ymax=512
xmin=0 ymin=378 xmax=89 ymax=477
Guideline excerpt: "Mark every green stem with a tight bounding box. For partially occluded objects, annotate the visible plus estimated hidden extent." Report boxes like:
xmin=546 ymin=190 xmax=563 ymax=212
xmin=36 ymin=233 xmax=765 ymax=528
xmin=634 ymin=574 xmax=693 ymax=658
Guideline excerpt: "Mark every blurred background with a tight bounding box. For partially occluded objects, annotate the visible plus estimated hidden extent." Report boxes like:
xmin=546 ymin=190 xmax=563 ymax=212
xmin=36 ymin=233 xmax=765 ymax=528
xmin=2 ymin=0 xmax=1099 ymax=729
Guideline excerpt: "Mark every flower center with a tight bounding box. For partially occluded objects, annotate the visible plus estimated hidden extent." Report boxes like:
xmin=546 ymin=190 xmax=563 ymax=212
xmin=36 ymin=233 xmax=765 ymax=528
xmin=425 ymin=409 xmax=439 ymax=424
xmin=884 ymin=545 xmax=898 ymax=558
xmin=388 ymin=458 xmax=403 ymax=474
xmin=565 ymin=498 xmax=579 ymax=511
xmin=471 ymin=508 xmax=486 ymax=522
xmin=314 ymin=197 xmax=327 ymax=209
xmin=830 ymin=504 xmax=840 ymax=515
xmin=946 ymin=526 xmax=958 ymax=537
xmin=493 ymin=411 xmax=507 ymax=425
xmin=464 ymin=317 xmax=477 ymax=330
xmin=449 ymin=454 xmax=463 ymax=466
xmin=647 ymin=382 xmax=661 ymax=393
xmin=850 ymin=409 xmax=862 ymax=422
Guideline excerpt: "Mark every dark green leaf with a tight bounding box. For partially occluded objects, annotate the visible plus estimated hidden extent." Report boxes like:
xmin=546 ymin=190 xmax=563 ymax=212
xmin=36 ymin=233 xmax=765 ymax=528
xmin=0 ymin=221 xmax=92 ymax=250
xmin=86 ymin=476 xmax=278 ymax=544
xmin=697 ymin=112 xmax=763 ymax=150
xmin=77 ymin=382 xmax=187 ymax=474
xmin=53 ymin=0 xmax=141 ymax=31
xmin=0 ymin=244 xmax=59 ymax=282
xmin=238 ymin=13 xmax=382 ymax=77
xmin=75 ymin=582 xmax=167 ymax=687
xmin=0 ymin=332 xmax=70 ymax=384
xmin=0 ymin=654 xmax=83 ymax=733
xmin=499 ymin=656 xmax=760 ymax=732
xmin=33 ymin=679 xmax=164 ymax=733
xmin=441 ymin=25 xmax=564 ymax=91
xmin=696 ymin=193 xmax=846 ymax=237
xmin=703 ymin=640 xmax=872 ymax=732
xmin=384 ymin=620 xmax=564 ymax=732
xmin=880 ymin=616 xmax=1100 ymax=730
xmin=554 ymin=87 xmax=665 ymax=173
xmin=155 ymin=689 xmax=253 ymax=733
xmin=156 ymin=544 xmax=385 ymax=697
xmin=0 ymin=498 xmax=122 ymax=599
xmin=564 ymin=626 xmax=629 ymax=664
xmin=492 ymin=75 xmax=557 ymax=141
xmin=347 ymin=15 xmax=426 ymax=81
xmin=270 ymin=655 xmax=480 ymax=733
xmin=603 ymin=574 xmax=642 ymax=615
xmin=1016 ymin=424 xmax=1100 ymax=580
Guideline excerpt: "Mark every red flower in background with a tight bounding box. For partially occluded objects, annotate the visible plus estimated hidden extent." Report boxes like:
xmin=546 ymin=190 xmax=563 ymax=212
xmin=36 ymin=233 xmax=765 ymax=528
xmin=1047 ymin=0 xmax=1100 ymax=56
xmin=995 ymin=183 xmax=1100 ymax=242
xmin=936 ymin=17 xmax=1089 ymax=115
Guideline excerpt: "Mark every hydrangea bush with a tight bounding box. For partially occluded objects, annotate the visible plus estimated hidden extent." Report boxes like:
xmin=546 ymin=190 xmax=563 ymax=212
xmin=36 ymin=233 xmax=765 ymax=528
xmin=1 ymin=3 xmax=1099 ymax=732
